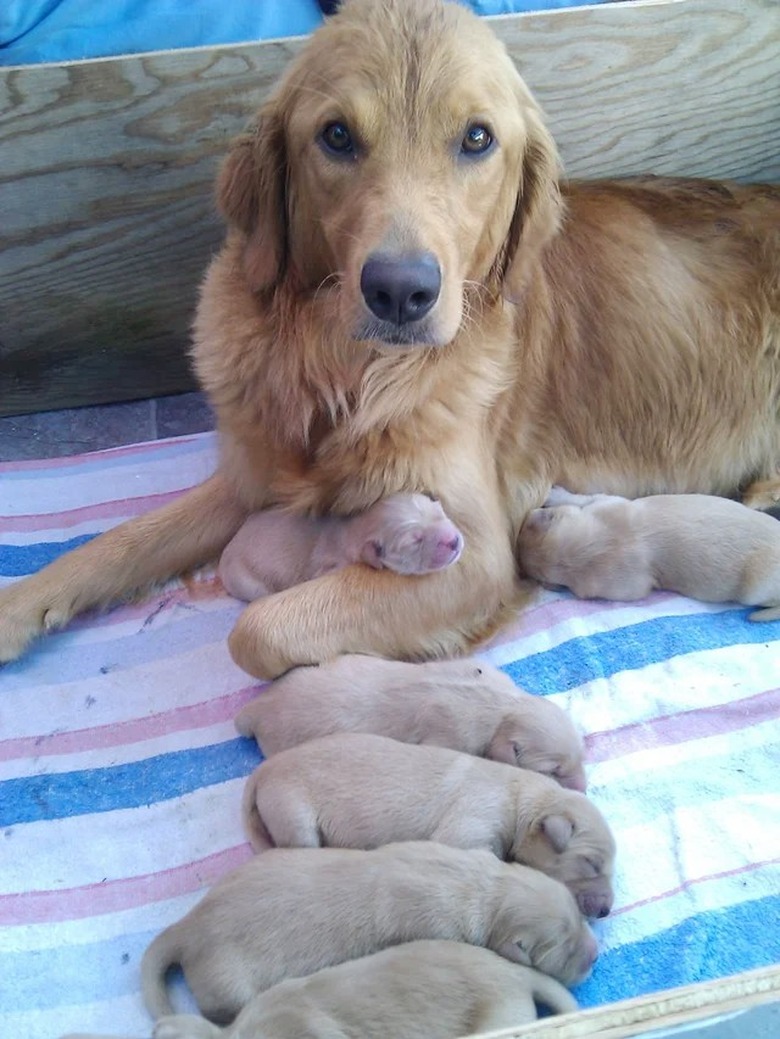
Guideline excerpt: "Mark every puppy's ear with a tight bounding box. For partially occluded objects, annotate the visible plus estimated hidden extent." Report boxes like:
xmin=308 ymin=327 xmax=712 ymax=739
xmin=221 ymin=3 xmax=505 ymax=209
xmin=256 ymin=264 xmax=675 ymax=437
xmin=487 ymin=721 xmax=522 ymax=767
xmin=360 ymin=539 xmax=386 ymax=569
xmin=541 ymin=813 xmax=575 ymax=853
xmin=494 ymin=93 xmax=562 ymax=301
xmin=216 ymin=103 xmax=287 ymax=292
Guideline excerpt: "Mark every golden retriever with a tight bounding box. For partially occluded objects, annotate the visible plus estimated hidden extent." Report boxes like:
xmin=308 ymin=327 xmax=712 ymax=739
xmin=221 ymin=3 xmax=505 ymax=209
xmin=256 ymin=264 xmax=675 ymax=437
xmin=148 ymin=941 xmax=578 ymax=1038
xmin=64 ymin=942 xmax=578 ymax=1038
xmin=1 ymin=0 xmax=778 ymax=676
xmin=240 ymin=731 xmax=615 ymax=916
xmin=519 ymin=487 xmax=780 ymax=618
xmin=141 ymin=842 xmax=597 ymax=1022
xmin=234 ymin=655 xmax=587 ymax=790
xmin=218 ymin=492 xmax=463 ymax=600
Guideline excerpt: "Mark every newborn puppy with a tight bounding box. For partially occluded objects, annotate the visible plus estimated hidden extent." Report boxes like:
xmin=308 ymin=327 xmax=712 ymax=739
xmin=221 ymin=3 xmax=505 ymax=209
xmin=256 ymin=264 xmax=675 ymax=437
xmin=518 ymin=488 xmax=780 ymax=618
xmin=242 ymin=733 xmax=614 ymax=918
xmin=151 ymin=941 xmax=577 ymax=1039
xmin=235 ymin=655 xmax=586 ymax=790
xmin=219 ymin=492 xmax=463 ymax=601
xmin=142 ymin=842 xmax=597 ymax=1022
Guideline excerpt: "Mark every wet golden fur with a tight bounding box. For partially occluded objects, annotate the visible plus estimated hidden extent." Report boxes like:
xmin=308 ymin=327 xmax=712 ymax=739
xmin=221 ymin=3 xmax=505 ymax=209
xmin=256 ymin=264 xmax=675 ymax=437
xmin=1 ymin=0 xmax=778 ymax=675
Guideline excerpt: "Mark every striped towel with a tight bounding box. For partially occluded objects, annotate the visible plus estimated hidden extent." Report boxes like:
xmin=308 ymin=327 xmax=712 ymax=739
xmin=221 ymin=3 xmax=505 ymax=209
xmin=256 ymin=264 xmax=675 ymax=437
xmin=1 ymin=432 xmax=778 ymax=1039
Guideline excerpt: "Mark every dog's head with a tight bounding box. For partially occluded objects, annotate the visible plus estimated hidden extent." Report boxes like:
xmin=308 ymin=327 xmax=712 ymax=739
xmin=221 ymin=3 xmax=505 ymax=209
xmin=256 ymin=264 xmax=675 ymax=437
xmin=216 ymin=0 xmax=561 ymax=349
xmin=512 ymin=788 xmax=616 ymax=919
xmin=490 ymin=865 xmax=598 ymax=985
xmin=359 ymin=492 xmax=464 ymax=574
xmin=518 ymin=505 xmax=602 ymax=586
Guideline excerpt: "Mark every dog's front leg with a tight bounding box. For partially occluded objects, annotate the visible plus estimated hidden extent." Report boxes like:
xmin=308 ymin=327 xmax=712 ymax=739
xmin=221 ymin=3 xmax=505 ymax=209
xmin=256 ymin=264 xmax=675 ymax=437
xmin=227 ymin=514 xmax=526 ymax=679
xmin=0 ymin=472 xmax=249 ymax=662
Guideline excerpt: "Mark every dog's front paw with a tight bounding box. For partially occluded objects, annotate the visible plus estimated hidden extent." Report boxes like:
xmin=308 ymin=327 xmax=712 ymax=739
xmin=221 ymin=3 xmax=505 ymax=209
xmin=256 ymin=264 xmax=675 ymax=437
xmin=0 ymin=580 xmax=57 ymax=663
xmin=228 ymin=599 xmax=308 ymax=680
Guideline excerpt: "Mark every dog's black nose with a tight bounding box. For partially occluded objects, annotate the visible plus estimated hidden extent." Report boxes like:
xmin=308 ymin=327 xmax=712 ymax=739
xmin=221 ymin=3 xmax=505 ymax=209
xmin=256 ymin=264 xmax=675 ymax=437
xmin=360 ymin=253 xmax=441 ymax=325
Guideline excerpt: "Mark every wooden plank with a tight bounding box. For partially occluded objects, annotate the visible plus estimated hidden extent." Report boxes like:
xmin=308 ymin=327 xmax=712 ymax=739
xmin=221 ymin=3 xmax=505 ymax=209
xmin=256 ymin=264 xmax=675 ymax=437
xmin=469 ymin=963 xmax=780 ymax=1038
xmin=0 ymin=0 xmax=778 ymax=416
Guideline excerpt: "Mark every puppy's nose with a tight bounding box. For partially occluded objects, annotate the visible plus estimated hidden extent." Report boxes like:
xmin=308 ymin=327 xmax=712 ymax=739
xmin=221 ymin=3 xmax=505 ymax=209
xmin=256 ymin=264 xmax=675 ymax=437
xmin=361 ymin=253 xmax=441 ymax=325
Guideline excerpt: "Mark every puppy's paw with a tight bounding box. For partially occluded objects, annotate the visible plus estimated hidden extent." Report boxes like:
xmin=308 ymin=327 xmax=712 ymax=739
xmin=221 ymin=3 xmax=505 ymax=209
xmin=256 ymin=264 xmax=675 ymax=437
xmin=543 ymin=486 xmax=576 ymax=507
xmin=741 ymin=478 xmax=780 ymax=511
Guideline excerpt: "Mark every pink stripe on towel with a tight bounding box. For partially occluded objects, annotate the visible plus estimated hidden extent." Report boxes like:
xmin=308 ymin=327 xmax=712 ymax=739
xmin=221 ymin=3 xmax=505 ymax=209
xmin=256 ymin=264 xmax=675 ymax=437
xmin=585 ymin=687 xmax=780 ymax=762
xmin=0 ymin=845 xmax=253 ymax=925
xmin=0 ymin=686 xmax=262 ymax=763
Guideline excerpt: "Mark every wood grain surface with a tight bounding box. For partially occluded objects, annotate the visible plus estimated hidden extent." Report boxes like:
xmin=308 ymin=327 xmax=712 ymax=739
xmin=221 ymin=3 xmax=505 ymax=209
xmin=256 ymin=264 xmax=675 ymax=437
xmin=472 ymin=962 xmax=780 ymax=1038
xmin=0 ymin=0 xmax=778 ymax=416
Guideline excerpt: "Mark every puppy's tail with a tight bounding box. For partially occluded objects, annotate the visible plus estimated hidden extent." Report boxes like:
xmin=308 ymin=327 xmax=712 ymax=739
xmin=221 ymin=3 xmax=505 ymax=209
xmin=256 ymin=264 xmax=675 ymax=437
xmin=529 ymin=969 xmax=579 ymax=1016
xmin=141 ymin=924 xmax=184 ymax=1019
xmin=748 ymin=604 xmax=780 ymax=622
xmin=241 ymin=768 xmax=276 ymax=852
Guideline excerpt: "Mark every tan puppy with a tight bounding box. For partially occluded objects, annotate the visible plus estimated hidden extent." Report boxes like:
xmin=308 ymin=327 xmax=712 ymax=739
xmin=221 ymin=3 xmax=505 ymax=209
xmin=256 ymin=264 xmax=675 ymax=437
xmin=141 ymin=842 xmax=597 ymax=1022
xmin=241 ymin=732 xmax=614 ymax=917
xmin=219 ymin=492 xmax=463 ymax=601
xmin=150 ymin=941 xmax=578 ymax=1039
xmin=519 ymin=488 xmax=780 ymax=619
xmin=235 ymin=655 xmax=586 ymax=790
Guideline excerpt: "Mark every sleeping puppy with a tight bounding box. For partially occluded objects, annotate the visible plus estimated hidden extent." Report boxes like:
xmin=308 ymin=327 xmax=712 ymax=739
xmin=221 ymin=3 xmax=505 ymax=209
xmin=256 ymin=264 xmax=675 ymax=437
xmin=235 ymin=655 xmax=586 ymax=790
xmin=519 ymin=488 xmax=780 ymax=619
xmin=141 ymin=842 xmax=598 ymax=1022
xmin=150 ymin=941 xmax=578 ymax=1039
xmin=219 ymin=492 xmax=463 ymax=601
xmin=242 ymin=733 xmax=614 ymax=917
xmin=63 ymin=943 xmax=577 ymax=1039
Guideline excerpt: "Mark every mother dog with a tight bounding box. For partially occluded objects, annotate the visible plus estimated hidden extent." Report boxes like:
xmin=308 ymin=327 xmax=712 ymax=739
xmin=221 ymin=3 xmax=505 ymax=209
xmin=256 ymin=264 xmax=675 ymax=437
xmin=1 ymin=0 xmax=778 ymax=676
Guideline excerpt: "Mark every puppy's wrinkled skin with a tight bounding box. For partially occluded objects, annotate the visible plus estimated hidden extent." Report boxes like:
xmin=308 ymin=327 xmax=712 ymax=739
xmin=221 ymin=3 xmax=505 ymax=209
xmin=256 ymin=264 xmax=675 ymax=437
xmin=141 ymin=842 xmax=597 ymax=1022
xmin=2 ymin=0 xmax=778 ymax=674
xmin=219 ymin=492 xmax=463 ymax=601
xmin=235 ymin=655 xmax=586 ymax=790
xmin=145 ymin=942 xmax=578 ymax=1039
xmin=242 ymin=732 xmax=614 ymax=916
xmin=519 ymin=488 xmax=780 ymax=619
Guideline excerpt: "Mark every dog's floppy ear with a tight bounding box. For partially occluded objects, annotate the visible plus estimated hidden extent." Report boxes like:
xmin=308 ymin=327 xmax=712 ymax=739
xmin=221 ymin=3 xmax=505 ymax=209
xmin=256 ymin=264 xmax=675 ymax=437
xmin=540 ymin=813 xmax=575 ymax=853
xmin=216 ymin=103 xmax=287 ymax=292
xmin=495 ymin=95 xmax=563 ymax=301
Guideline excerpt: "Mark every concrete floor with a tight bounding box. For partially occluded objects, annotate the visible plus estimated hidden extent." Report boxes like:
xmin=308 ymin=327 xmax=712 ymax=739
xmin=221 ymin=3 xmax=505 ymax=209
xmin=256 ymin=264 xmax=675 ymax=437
xmin=0 ymin=391 xmax=214 ymax=462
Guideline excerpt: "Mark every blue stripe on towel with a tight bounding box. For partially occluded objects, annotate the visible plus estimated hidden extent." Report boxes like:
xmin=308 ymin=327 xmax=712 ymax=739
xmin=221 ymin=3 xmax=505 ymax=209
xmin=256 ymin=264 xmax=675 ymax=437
xmin=575 ymin=892 xmax=780 ymax=1007
xmin=0 ymin=535 xmax=97 ymax=576
xmin=0 ymin=739 xmax=262 ymax=826
xmin=501 ymin=610 xmax=780 ymax=694
xmin=0 ymin=728 xmax=768 ymax=826
xmin=3 ymin=893 xmax=778 ymax=1013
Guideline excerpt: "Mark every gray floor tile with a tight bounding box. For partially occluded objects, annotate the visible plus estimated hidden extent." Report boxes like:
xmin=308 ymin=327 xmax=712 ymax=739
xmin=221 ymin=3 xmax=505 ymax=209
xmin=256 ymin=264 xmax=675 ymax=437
xmin=154 ymin=392 xmax=216 ymax=440
xmin=0 ymin=393 xmax=214 ymax=462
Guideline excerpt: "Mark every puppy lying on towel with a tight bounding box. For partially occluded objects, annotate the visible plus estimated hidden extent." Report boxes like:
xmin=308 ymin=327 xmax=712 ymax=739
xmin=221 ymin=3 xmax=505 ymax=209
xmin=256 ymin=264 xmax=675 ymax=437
xmin=148 ymin=941 xmax=577 ymax=1039
xmin=141 ymin=842 xmax=597 ymax=1022
xmin=63 ymin=942 xmax=577 ymax=1039
xmin=219 ymin=492 xmax=463 ymax=601
xmin=519 ymin=488 xmax=780 ymax=618
xmin=235 ymin=655 xmax=586 ymax=790
xmin=242 ymin=732 xmax=614 ymax=917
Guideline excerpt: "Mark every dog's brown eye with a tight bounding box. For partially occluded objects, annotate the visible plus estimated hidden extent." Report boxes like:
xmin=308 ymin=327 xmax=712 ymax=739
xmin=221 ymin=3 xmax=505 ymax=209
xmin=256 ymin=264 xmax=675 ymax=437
xmin=461 ymin=124 xmax=493 ymax=155
xmin=320 ymin=121 xmax=354 ymax=156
